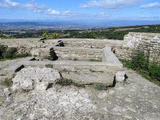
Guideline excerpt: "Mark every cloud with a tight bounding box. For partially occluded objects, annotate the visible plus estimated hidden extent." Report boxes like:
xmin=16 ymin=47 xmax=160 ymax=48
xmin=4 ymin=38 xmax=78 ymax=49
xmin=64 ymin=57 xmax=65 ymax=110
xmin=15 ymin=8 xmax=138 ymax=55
xmin=46 ymin=9 xmax=60 ymax=15
xmin=92 ymin=12 xmax=109 ymax=18
xmin=80 ymin=0 xmax=144 ymax=9
xmin=0 ymin=0 xmax=19 ymax=8
xmin=141 ymin=2 xmax=160 ymax=9
xmin=0 ymin=0 xmax=60 ymax=15
xmin=0 ymin=0 xmax=87 ymax=18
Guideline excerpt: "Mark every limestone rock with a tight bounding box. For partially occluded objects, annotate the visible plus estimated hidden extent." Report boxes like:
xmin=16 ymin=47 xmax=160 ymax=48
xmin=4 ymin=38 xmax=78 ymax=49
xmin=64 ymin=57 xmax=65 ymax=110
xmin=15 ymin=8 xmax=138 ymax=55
xmin=115 ymin=71 xmax=126 ymax=82
xmin=3 ymin=88 xmax=11 ymax=97
xmin=12 ymin=67 xmax=62 ymax=92
xmin=30 ymin=49 xmax=41 ymax=57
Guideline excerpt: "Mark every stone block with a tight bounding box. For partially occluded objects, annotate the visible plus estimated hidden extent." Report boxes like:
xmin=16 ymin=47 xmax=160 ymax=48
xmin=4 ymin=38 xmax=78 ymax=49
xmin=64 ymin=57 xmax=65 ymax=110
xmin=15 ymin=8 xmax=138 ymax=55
xmin=115 ymin=71 xmax=126 ymax=82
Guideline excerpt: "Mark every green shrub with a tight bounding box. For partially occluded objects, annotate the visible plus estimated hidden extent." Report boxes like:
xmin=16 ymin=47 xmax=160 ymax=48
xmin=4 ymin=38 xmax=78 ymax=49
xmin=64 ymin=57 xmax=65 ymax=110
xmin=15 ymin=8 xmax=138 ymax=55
xmin=0 ymin=45 xmax=7 ymax=59
xmin=0 ymin=45 xmax=29 ymax=61
xmin=121 ymin=50 xmax=160 ymax=85
xmin=4 ymin=47 xmax=17 ymax=58
xmin=130 ymin=51 xmax=149 ymax=70
xmin=73 ymin=58 xmax=78 ymax=61
xmin=149 ymin=62 xmax=160 ymax=81
xmin=41 ymin=31 xmax=59 ymax=39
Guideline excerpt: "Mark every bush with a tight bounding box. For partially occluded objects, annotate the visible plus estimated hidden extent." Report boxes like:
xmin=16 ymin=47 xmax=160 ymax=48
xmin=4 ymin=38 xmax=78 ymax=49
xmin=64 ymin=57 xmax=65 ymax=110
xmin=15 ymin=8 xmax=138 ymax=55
xmin=0 ymin=45 xmax=7 ymax=59
xmin=149 ymin=62 xmax=160 ymax=81
xmin=73 ymin=58 xmax=78 ymax=61
xmin=121 ymin=50 xmax=160 ymax=85
xmin=130 ymin=51 xmax=149 ymax=70
xmin=0 ymin=45 xmax=29 ymax=61
xmin=5 ymin=47 xmax=17 ymax=58
xmin=41 ymin=31 xmax=59 ymax=39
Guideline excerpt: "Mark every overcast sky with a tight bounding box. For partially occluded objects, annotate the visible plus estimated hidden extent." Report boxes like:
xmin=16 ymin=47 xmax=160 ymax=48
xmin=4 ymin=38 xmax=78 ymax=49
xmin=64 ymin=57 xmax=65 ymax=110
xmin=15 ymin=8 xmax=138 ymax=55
xmin=0 ymin=0 xmax=160 ymax=21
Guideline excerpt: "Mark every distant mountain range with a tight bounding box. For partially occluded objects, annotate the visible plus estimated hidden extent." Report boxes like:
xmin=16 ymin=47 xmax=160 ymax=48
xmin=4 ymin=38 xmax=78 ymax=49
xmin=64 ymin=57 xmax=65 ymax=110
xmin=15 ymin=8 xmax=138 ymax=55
xmin=0 ymin=19 xmax=160 ymax=30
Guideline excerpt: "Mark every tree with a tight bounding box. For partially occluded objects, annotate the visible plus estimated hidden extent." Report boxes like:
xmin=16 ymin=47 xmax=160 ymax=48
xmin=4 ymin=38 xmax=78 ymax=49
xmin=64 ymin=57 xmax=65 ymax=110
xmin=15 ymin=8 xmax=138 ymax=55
xmin=41 ymin=30 xmax=48 ymax=38
xmin=50 ymin=32 xmax=59 ymax=39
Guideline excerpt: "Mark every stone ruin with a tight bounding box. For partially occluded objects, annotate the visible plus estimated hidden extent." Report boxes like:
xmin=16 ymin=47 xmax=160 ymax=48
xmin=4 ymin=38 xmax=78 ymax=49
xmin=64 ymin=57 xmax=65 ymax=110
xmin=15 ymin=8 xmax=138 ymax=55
xmin=115 ymin=32 xmax=160 ymax=62
xmin=1 ymin=32 xmax=160 ymax=89
xmin=0 ymin=32 xmax=160 ymax=120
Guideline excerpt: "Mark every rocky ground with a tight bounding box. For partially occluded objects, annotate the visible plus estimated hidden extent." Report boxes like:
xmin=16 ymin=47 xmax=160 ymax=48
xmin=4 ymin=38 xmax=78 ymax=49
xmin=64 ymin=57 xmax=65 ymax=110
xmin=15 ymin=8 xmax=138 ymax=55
xmin=0 ymin=63 xmax=160 ymax=120
xmin=0 ymin=38 xmax=160 ymax=120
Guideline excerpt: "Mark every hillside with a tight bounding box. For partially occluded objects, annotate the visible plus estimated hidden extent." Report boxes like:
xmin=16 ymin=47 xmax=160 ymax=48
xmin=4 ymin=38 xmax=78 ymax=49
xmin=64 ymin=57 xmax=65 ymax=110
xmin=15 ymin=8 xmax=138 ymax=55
xmin=1 ymin=24 xmax=160 ymax=40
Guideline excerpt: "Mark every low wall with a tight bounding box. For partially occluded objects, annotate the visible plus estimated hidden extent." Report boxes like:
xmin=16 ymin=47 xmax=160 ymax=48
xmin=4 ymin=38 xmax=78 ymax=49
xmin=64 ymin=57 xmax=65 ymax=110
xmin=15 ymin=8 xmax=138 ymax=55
xmin=54 ymin=47 xmax=103 ymax=61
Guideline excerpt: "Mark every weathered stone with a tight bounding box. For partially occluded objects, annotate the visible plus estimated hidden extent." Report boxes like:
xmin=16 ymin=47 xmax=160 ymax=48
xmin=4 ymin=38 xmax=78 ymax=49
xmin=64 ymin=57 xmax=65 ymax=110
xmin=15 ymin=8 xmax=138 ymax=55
xmin=115 ymin=71 xmax=126 ymax=82
xmin=3 ymin=88 xmax=11 ymax=97
xmin=12 ymin=67 xmax=62 ymax=92
xmin=30 ymin=49 xmax=41 ymax=57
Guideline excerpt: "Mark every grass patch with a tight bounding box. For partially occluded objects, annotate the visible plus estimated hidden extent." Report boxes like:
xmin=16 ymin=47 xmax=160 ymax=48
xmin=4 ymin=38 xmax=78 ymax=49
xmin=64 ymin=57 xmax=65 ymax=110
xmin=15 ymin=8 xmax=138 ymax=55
xmin=56 ymin=78 xmax=85 ymax=88
xmin=61 ymin=69 xmax=69 ymax=72
xmin=0 ymin=78 xmax=13 ymax=87
xmin=89 ymin=59 xmax=102 ymax=62
xmin=0 ymin=53 xmax=29 ymax=62
xmin=73 ymin=58 xmax=78 ymax=61
xmin=45 ymin=64 xmax=53 ymax=68
xmin=93 ymin=83 xmax=113 ymax=90
xmin=89 ymin=69 xmax=104 ymax=73
xmin=56 ymin=78 xmax=114 ymax=90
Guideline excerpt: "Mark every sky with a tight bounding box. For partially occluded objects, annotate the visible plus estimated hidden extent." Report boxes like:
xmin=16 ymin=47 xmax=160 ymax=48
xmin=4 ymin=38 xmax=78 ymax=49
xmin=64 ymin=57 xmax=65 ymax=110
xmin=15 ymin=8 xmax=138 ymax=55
xmin=0 ymin=0 xmax=160 ymax=21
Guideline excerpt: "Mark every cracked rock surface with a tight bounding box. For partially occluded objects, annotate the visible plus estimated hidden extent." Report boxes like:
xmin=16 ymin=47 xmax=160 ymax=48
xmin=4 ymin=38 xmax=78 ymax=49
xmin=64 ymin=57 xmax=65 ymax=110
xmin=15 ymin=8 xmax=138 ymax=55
xmin=0 ymin=68 xmax=160 ymax=120
xmin=12 ymin=67 xmax=61 ymax=91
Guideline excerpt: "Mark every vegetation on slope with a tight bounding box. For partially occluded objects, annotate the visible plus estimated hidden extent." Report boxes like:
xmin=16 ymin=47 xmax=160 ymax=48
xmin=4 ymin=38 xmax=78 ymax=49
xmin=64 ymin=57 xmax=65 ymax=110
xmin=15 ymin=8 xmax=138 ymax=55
xmin=1 ymin=24 xmax=160 ymax=40
xmin=121 ymin=51 xmax=160 ymax=86
xmin=41 ymin=31 xmax=59 ymax=39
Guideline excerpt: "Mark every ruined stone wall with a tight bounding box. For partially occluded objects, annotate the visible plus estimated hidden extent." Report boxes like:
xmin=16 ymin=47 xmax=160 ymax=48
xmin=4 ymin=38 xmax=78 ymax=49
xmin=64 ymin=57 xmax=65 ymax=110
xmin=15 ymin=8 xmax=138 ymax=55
xmin=115 ymin=32 xmax=160 ymax=62
xmin=54 ymin=47 xmax=103 ymax=61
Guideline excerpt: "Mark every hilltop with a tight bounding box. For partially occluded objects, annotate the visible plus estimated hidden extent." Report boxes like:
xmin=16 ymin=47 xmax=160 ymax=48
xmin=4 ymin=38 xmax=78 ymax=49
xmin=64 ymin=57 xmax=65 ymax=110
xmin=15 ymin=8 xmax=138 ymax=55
xmin=0 ymin=32 xmax=160 ymax=120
